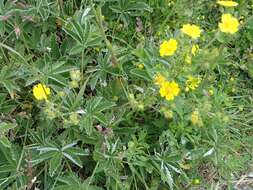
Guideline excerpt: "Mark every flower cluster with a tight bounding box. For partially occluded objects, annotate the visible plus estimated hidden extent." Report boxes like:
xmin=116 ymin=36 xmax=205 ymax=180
xmin=185 ymin=44 xmax=199 ymax=65
xmin=155 ymin=74 xmax=180 ymax=101
xmin=191 ymin=110 xmax=203 ymax=126
xmin=155 ymin=0 xmax=240 ymax=103
xmin=217 ymin=1 xmax=240 ymax=34
xmin=70 ymin=69 xmax=81 ymax=88
xmin=191 ymin=44 xmax=199 ymax=56
xmin=185 ymin=76 xmax=201 ymax=92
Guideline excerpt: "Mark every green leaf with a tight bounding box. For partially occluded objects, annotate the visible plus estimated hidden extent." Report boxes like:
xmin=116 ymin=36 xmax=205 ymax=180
xmin=61 ymin=142 xmax=77 ymax=151
xmin=0 ymin=66 xmax=20 ymax=96
xmin=0 ymin=122 xmax=17 ymax=134
xmin=71 ymin=76 xmax=90 ymax=110
xmin=130 ymin=68 xmax=151 ymax=81
xmin=93 ymin=112 xmax=107 ymax=125
xmin=127 ymin=2 xmax=153 ymax=12
xmin=72 ymin=19 xmax=85 ymax=43
xmin=0 ymin=136 xmax=11 ymax=147
xmin=0 ymin=94 xmax=16 ymax=113
xmin=86 ymin=97 xmax=103 ymax=112
xmin=0 ymin=164 xmax=16 ymax=173
xmin=93 ymin=99 xmax=115 ymax=112
xmin=63 ymin=152 xmax=82 ymax=168
xmin=32 ymin=151 xmax=57 ymax=165
xmin=81 ymin=97 xmax=115 ymax=134
xmin=49 ymin=153 xmax=62 ymax=176
xmin=246 ymin=17 xmax=253 ymax=29
xmin=80 ymin=116 xmax=93 ymax=135
xmin=65 ymin=147 xmax=89 ymax=156
xmin=54 ymin=184 xmax=103 ymax=190
xmin=89 ymin=74 xmax=99 ymax=90
xmin=161 ymin=163 xmax=174 ymax=190
xmin=69 ymin=44 xmax=85 ymax=55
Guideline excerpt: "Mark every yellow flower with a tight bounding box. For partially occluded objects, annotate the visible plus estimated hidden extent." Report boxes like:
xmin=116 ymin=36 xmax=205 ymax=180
xmin=70 ymin=70 xmax=81 ymax=81
xmin=191 ymin=44 xmax=199 ymax=56
xmin=154 ymin=74 xmax=166 ymax=86
xmin=161 ymin=107 xmax=173 ymax=119
xmin=69 ymin=113 xmax=80 ymax=125
xmin=181 ymin=24 xmax=201 ymax=39
xmin=217 ymin=1 xmax=238 ymax=7
xmin=191 ymin=110 xmax=202 ymax=126
xmin=185 ymin=76 xmax=201 ymax=91
xmin=70 ymin=80 xmax=79 ymax=88
xmin=159 ymin=81 xmax=180 ymax=101
xmin=164 ymin=110 xmax=173 ymax=119
xmin=33 ymin=83 xmax=51 ymax=100
xmin=239 ymin=106 xmax=244 ymax=111
xmin=219 ymin=14 xmax=239 ymax=34
xmin=57 ymin=91 xmax=65 ymax=97
xmin=159 ymin=39 xmax=178 ymax=57
xmin=209 ymin=89 xmax=214 ymax=96
xmin=138 ymin=63 xmax=144 ymax=69
xmin=192 ymin=178 xmax=201 ymax=185
xmin=191 ymin=111 xmax=199 ymax=124
xmin=230 ymin=77 xmax=235 ymax=81
xmin=185 ymin=55 xmax=192 ymax=64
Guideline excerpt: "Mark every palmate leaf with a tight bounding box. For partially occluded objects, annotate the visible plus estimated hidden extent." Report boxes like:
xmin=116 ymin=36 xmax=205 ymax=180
xmin=85 ymin=97 xmax=113 ymax=113
xmin=0 ymin=164 xmax=16 ymax=174
xmin=80 ymin=115 xmax=93 ymax=135
xmin=56 ymin=173 xmax=102 ymax=190
xmin=161 ymin=162 xmax=174 ymax=190
xmin=0 ymin=66 xmax=20 ymax=97
xmin=69 ymin=43 xmax=84 ymax=55
xmin=0 ymin=93 xmax=16 ymax=113
xmin=0 ymin=143 xmax=19 ymax=171
xmin=109 ymin=0 xmax=152 ymax=25
xmin=0 ymin=122 xmax=17 ymax=134
xmin=80 ymin=97 xmax=115 ymax=135
xmin=110 ymin=0 xmax=152 ymax=13
xmin=54 ymin=184 xmax=103 ymax=190
xmin=130 ymin=68 xmax=152 ymax=81
xmin=63 ymin=18 xmax=103 ymax=55
xmin=49 ymin=152 xmax=62 ymax=176
xmin=0 ymin=136 xmax=11 ymax=148
xmin=25 ymin=60 xmax=76 ymax=86
xmin=0 ymin=122 xmax=17 ymax=148
xmin=127 ymin=2 xmax=153 ymax=12
xmin=33 ymin=142 xmax=87 ymax=173
xmin=86 ymin=52 xmax=123 ymax=90
xmin=71 ymin=77 xmax=90 ymax=111
xmin=63 ymin=152 xmax=82 ymax=168
xmin=31 ymin=151 xmax=57 ymax=166
xmin=93 ymin=112 xmax=107 ymax=125
xmin=61 ymin=142 xmax=88 ymax=168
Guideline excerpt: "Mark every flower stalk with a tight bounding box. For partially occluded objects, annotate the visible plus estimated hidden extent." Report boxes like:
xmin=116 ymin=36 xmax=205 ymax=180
xmin=92 ymin=6 xmax=118 ymax=67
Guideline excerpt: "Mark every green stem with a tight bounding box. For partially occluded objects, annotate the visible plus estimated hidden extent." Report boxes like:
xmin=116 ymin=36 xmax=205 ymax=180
xmin=81 ymin=50 xmax=85 ymax=81
xmin=204 ymin=32 xmax=218 ymax=49
xmin=87 ymin=162 xmax=99 ymax=186
xmin=57 ymin=0 xmax=64 ymax=16
xmin=16 ymin=122 xmax=29 ymax=172
xmin=92 ymin=6 xmax=118 ymax=67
